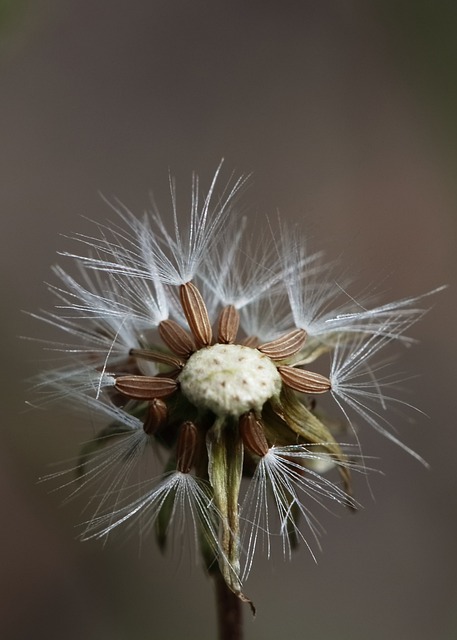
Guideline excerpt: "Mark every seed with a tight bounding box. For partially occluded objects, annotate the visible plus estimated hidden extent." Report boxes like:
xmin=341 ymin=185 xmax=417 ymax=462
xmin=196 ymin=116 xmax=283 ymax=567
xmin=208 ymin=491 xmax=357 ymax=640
xmin=258 ymin=328 xmax=307 ymax=360
xmin=179 ymin=282 xmax=213 ymax=348
xmin=130 ymin=348 xmax=184 ymax=370
xmin=217 ymin=305 xmax=240 ymax=344
xmin=277 ymin=366 xmax=331 ymax=394
xmin=114 ymin=375 xmax=178 ymax=400
xmin=176 ymin=421 xmax=198 ymax=473
xmin=159 ymin=319 xmax=195 ymax=357
xmin=143 ymin=398 xmax=168 ymax=435
xmin=239 ymin=411 xmax=269 ymax=457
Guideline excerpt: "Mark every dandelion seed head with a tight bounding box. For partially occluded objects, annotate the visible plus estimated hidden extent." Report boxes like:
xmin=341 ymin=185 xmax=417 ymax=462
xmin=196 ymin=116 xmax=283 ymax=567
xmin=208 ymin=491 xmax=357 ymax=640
xmin=32 ymin=164 xmax=443 ymax=607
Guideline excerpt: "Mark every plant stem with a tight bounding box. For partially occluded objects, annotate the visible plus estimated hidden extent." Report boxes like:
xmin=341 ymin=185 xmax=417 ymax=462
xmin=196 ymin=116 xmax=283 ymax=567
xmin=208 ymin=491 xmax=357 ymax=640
xmin=214 ymin=570 xmax=243 ymax=640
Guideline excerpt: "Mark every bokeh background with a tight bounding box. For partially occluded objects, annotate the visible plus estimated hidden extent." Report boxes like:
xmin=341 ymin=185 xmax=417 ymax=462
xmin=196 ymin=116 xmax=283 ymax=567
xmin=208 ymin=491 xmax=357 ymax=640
xmin=1 ymin=2 xmax=456 ymax=639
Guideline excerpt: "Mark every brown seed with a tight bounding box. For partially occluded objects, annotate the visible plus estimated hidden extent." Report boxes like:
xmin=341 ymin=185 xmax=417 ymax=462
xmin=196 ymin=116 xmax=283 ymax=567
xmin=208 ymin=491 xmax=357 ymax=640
xmin=258 ymin=328 xmax=307 ymax=361
xmin=143 ymin=398 xmax=168 ymax=435
xmin=176 ymin=421 xmax=198 ymax=473
xmin=159 ymin=319 xmax=195 ymax=357
xmin=179 ymin=282 xmax=213 ymax=348
xmin=277 ymin=366 xmax=331 ymax=394
xmin=130 ymin=348 xmax=184 ymax=370
xmin=217 ymin=305 xmax=240 ymax=344
xmin=114 ymin=375 xmax=178 ymax=400
xmin=155 ymin=368 xmax=182 ymax=380
xmin=239 ymin=411 xmax=269 ymax=457
xmin=242 ymin=335 xmax=259 ymax=348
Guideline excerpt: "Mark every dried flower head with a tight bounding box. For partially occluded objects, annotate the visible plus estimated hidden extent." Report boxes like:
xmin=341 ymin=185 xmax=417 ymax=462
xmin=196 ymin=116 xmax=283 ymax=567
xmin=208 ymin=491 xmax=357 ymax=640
xmin=33 ymin=164 xmax=442 ymax=609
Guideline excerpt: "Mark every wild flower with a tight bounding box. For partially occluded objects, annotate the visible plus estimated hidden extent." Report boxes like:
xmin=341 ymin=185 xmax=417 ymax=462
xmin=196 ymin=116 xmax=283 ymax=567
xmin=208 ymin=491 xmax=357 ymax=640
xmin=33 ymin=164 xmax=442 ymax=610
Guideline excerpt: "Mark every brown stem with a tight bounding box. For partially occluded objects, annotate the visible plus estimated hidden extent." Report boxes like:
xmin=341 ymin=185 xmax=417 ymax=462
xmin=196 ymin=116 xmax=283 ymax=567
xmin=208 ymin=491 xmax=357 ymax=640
xmin=214 ymin=570 xmax=243 ymax=640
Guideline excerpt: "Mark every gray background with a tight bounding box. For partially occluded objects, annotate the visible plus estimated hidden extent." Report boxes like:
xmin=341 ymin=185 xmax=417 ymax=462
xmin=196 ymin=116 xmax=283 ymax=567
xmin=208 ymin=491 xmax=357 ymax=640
xmin=1 ymin=2 xmax=456 ymax=639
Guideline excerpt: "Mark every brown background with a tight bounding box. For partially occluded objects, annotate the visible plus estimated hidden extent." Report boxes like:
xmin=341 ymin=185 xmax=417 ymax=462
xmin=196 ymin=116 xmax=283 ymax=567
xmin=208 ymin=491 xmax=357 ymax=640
xmin=1 ymin=2 xmax=456 ymax=639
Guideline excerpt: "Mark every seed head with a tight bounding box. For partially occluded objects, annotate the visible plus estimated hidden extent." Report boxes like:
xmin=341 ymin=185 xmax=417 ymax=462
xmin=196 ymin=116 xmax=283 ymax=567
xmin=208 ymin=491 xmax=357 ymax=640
xmin=33 ymin=164 xmax=444 ymax=609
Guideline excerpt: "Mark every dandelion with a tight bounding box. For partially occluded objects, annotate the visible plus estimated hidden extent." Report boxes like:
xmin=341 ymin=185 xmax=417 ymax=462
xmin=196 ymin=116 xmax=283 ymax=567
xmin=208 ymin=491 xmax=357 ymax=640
xmin=33 ymin=164 xmax=442 ymax=638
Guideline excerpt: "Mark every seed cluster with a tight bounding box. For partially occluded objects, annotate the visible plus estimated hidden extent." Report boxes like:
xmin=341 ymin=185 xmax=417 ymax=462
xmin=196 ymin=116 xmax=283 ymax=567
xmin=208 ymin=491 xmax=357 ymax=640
xmin=36 ymin=168 xmax=439 ymax=613
xmin=113 ymin=281 xmax=333 ymax=464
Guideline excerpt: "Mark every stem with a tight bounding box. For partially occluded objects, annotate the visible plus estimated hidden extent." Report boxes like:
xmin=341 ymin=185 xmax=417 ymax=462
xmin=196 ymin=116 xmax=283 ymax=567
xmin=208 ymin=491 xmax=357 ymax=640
xmin=214 ymin=570 xmax=243 ymax=640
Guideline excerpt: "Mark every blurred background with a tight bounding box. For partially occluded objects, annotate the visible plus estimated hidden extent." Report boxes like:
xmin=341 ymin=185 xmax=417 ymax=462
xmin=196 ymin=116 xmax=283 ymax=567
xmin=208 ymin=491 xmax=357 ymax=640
xmin=1 ymin=1 xmax=456 ymax=639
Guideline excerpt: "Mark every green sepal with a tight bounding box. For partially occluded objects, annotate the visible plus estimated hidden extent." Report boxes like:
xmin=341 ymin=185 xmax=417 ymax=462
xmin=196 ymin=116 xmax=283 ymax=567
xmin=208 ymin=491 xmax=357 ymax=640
xmin=271 ymin=387 xmax=353 ymax=498
xmin=207 ymin=418 xmax=254 ymax=612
